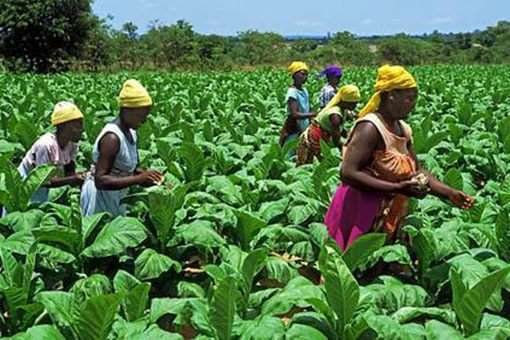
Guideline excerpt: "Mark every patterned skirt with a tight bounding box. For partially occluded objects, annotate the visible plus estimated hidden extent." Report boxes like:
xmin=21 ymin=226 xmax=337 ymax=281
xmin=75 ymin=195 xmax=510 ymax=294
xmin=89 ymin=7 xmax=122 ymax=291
xmin=296 ymin=123 xmax=331 ymax=165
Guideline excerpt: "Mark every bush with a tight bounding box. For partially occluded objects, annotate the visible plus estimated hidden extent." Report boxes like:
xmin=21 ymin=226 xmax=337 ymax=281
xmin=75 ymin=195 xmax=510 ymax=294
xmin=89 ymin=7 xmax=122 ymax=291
xmin=0 ymin=0 xmax=94 ymax=73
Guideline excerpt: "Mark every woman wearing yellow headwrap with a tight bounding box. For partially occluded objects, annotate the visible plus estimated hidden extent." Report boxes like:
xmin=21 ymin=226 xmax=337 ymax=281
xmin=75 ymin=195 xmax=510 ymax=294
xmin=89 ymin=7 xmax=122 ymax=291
xmin=279 ymin=61 xmax=316 ymax=149
xmin=81 ymin=79 xmax=163 ymax=216
xmin=296 ymin=85 xmax=361 ymax=165
xmin=10 ymin=101 xmax=86 ymax=206
xmin=325 ymin=65 xmax=474 ymax=252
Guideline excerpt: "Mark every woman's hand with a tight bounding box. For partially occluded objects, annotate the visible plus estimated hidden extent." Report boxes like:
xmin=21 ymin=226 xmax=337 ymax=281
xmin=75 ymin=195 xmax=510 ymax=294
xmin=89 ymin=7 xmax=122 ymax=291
xmin=397 ymin=179 xmax=430 ymax=198
xmin=73 ymin=172 xmax=88 ymax=185
xmin=136 ymin=170 xmax=163 ymax=187
xmin=447 ymin=189 xmax=475 ymax=209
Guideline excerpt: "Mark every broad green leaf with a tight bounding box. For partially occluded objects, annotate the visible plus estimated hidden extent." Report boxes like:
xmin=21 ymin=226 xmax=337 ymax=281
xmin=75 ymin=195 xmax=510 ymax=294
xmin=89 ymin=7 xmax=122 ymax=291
xmin=179 ymin=142 xmax=207 ymax=182
xmin=122 ymin=283 xmax=151 ymax=322
xmin=451 ymin=266 xmax=510 ymax=335
xmin=288 ymin=203 xmax=317 ymax=225
xmin=77 ymin=293 xmax=122 ymax=340
xmin=24 ymin=165 xmax=56 ymax=200
xmin=177 ymin=281 xmax=206 ymax=298
xmin=411 ymin=227 xmax=439 ymax=274
xmin=150 ymin=298 xmax=189 ymax=323
xmin=291 ymin=311 xmax=337 ymax=340
xmin=285 ymin=323 xmax=327 ymax=340
xmin=264 ymin=255 xmax=297 ymax=285
xmin=391 ymin=307 xmax=456 ymax=325
xmin=258 ymin=198 xmax=289 ymax=223
xmin=241 ymin=248 xmax=267 ymax=297
xmin=319 ymin=242 xmax=359 ymax=336
xmin=32 ymin=227 xmax=81 ymax=255
xmin=207 ymin=175 xmax=243 ymax=205
xmin=10 ymin=324 xmax=66 ymax=340
xmin=0 ymin=210 xmax=45 ymax=232
xmin=0 ymin=230 xmax=35 ymax=255
xmin=82 ymin=213 xmax=108 ymax=245
xmin=248 ymin=288 xmax=280 ymax=308
xmin=119 ymin=324 xmax=184 ymax=340
xmin=114 ymin=270 xmax=142 ymax=293
xmin=342 ymin=233 xmax=386 ymax=271
xmin=425 ymin=320 xmax=463 ymax=340
xmin=35 ymin=291 xmax=78 ymax=329
xmin=147 ymin=184 xmax=188 ymax=243
xmin=173 ymin=220 xmax=225 ymax=250
xmin=236 ymin=210 xmax=266 ymax=250
xmin=444 ymin=168 xmax=464 ymax=191
xmin=238 ymin=316 xmax=285 ymax=340
xmin=364 ymin=244 xmax=413 ymax=269
xmin=480 ymin=313 xmax=510 ymax=331
xmin=82 ymin=217 xmax=147 ymax=258
xmin=365 ymin=276 xmax=429 ymax=313
xmin=210 ymin=276 xmax=238 ymax=340
xmin=135 ymin=248 xmax=182 ymax=281
xmin=365 ymin=314 xmax=424 ymax=340
xmin=70 ymin=274 xmax=112 ymax=305
xmin=496 ymin=211 xmax=510 ymax=261
xmin=262 ymin=276 xmax=324 ymax=316
xmin=467 ymin=328 xmax=510 ymax=340
xmin=449 ymin=254 xmax=504 ymax=313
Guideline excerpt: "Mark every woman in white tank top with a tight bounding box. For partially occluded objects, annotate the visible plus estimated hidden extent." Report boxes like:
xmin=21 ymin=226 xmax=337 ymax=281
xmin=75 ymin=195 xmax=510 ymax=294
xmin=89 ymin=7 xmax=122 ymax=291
xmin=81 ymin=79 xmax=163 ymax=216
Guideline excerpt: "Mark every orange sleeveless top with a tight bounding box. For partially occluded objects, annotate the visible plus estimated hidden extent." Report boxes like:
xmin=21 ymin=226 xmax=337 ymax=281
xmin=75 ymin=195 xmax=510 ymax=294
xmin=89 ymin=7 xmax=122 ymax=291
xmin=345 ymin=113 xmax=416 ymax=182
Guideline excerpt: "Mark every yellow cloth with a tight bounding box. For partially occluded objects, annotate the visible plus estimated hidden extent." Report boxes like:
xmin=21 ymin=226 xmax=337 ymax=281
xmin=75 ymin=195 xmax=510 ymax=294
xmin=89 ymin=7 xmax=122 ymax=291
xmin=288 ymin=61 xmax=309 ymax=75
xmin=119 ymin=79 xmax=153 ymax=108
xmin=358 ymin=65 xmax=417 ymax=118
xmin=51 ymin=101 xmax=84 ymax=126
xmin=319 ymin=84 xmax=361 ymax=114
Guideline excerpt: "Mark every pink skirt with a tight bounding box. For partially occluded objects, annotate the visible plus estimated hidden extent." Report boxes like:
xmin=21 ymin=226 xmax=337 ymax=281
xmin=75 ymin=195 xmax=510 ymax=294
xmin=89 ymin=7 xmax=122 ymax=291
xmin=324 ymin=184 xmax=384 ymax=251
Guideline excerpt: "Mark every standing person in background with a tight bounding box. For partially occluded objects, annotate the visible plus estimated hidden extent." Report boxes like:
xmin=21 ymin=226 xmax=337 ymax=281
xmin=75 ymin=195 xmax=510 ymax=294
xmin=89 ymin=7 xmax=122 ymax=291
xmin=319 ymin=65 xmax=343 ymax=109
xmin=325 ymin=65 xmax=474 ymax=251
xmin=81 ymin=79 xmax=163 ymax=217
xmin=296 ymin=85 xmax=360 ymax=165
xmin=279 ymin=61 xmax=315 ymax=149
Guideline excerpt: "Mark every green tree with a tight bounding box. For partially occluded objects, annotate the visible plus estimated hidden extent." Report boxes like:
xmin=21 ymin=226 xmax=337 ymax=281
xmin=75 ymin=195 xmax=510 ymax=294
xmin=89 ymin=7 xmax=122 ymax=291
xmin=377 ymin=34 xmax=439 ymax=65
xmin=311 ymin=31 xmax=375 ymax=66
xmin=234 ymin=30 xmax=285 ymax=65
xmin=142 ymin=20 xmax=198 ymax=69
xmin=196 ymin=34 xmax=235 ymax=70
xmin=0 ymin=0 xmax=94 ymax=72
xmin=80 ymin=15 xmax=115 ymax=71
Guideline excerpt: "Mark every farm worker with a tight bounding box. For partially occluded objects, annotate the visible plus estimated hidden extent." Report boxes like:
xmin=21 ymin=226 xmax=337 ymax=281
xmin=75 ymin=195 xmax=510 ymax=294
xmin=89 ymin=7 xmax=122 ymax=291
xmin=325 ymin=65 xmax=474 ymax=251
xmin=296 ymin=84 xmax=361 ymax=165
xmin=319 ymin=65 xmax=343 ymax=109
xmin=279 ymin=61 xmax=316 ymax=148
xmin=16 ymin=101 xmax=86 ymax=203
xmin=81 ymin=79 xmax=163 ymax=216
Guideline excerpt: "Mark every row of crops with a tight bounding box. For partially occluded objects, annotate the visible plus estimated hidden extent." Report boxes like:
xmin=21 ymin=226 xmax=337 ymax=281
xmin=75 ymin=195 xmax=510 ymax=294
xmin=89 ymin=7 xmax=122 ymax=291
xmin=1 ymin=65 xmax=510 ymax=339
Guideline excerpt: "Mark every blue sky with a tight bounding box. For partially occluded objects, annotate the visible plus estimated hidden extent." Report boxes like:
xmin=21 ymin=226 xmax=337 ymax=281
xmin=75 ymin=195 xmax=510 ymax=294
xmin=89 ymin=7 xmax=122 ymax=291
xmin=93 ymin=0 xmax=510 ymax=36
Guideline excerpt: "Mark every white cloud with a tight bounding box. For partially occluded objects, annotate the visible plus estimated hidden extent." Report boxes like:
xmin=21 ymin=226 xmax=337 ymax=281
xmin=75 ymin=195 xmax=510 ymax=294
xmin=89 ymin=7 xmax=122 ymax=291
xmin=361 ymin=18 xmax=373 ymax=25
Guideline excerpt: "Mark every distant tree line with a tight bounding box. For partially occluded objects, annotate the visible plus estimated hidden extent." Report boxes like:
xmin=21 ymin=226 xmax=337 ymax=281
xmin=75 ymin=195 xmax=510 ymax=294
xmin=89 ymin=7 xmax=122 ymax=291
xmin=1 ymin=0 xmax=510 ymax=73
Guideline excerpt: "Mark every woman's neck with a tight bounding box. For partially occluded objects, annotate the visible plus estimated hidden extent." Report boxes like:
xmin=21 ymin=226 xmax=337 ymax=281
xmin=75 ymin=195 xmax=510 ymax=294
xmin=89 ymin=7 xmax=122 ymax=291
xmin=117 ymin=117 xmax=131 ymax=133
xmin=378 ymin=106 xmax=400 ymax=130
xmin=56 ymin=132 xmax=69 ymax=149
xmin=293 ymin=82 xmax=303 ymax=90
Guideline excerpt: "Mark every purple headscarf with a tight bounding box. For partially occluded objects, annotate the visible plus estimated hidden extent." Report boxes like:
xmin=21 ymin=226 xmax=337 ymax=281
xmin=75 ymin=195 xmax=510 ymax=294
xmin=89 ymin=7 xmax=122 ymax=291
xmin=320 ymin=65 xmax=343 ymax=78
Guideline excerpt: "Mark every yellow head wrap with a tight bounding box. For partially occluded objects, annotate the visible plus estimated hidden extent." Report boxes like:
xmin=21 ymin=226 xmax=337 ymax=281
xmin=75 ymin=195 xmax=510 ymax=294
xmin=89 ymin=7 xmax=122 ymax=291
xmin=119 ymin=79 xmax=153 ymax=108
xmin=358 ymin=65 xmax=417 ymax=118
xmin=288 ymin=61 xmax=309 ymax=75
xmin=51 ymin=101 xmax=84 ymax=126
xmin=320 ymin=84 xmax=361 ymax=114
